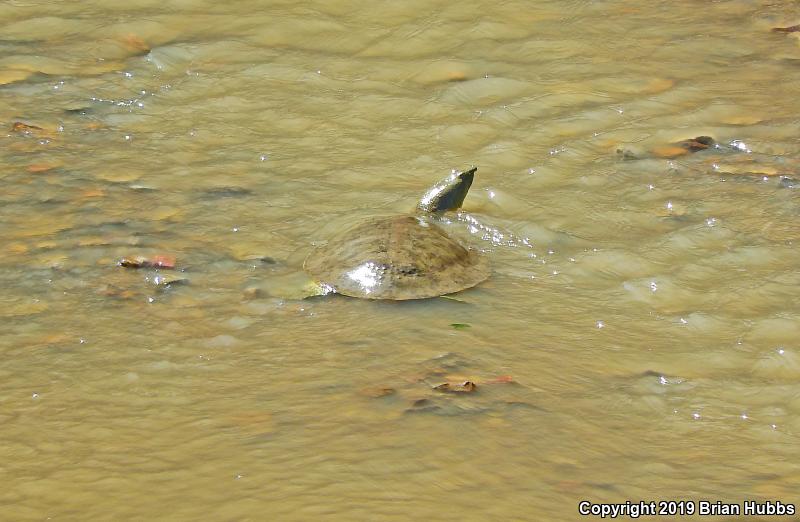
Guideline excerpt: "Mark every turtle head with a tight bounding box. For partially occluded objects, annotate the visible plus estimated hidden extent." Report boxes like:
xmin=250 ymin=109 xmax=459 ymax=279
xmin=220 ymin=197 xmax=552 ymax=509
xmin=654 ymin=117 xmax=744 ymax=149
xmin=417 ymin=167 xmax=477 ymax=213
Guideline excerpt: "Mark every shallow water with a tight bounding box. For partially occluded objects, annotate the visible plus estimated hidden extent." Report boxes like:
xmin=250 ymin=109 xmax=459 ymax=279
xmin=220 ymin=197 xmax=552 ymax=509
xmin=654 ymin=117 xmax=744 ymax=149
xmin=2 ymin=0 xmax=800 ymax=520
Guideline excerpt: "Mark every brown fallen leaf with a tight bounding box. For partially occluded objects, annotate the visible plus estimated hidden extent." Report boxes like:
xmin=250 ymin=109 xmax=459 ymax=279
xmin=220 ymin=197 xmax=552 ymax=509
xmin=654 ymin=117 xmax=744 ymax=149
xmin=676 ymin=136 xmax=714 ymax=152
xmin=652 ymin=136 xmax=715 ymax=158
xmin=150 ymin=255 xmax=176 ymax=268
xmin=11 ymin=121 xmax=57 ymax=141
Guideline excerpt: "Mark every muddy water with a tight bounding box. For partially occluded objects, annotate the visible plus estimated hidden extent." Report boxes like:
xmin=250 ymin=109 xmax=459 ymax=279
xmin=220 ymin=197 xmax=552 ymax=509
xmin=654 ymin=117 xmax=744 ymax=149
xmin=2 ymin=0 xmax=800 ymax=520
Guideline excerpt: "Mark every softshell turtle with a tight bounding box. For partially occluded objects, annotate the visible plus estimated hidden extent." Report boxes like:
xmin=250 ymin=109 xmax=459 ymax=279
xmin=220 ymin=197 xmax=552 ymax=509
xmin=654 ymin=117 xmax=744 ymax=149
xmin=303 ymin=167 xmax=489 ymax=300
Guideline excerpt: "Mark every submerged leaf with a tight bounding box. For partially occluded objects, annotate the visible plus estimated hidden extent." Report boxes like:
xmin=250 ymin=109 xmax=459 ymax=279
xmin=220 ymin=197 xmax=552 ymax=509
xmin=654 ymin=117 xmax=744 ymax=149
xmin=450 ymin=323 xmax=471 ymax=330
